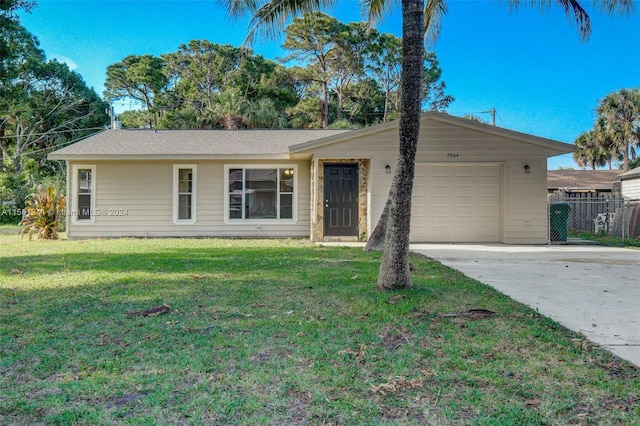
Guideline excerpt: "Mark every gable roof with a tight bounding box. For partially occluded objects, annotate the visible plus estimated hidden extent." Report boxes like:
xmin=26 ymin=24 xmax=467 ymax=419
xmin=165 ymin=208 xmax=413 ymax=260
xmin=289 ymin=111 xmax=575 ymax=156
xmin=547 ymin=170 xmax=621 ymax=191
xmin=618 ymin=166 xmax=640 ymax=180
xmin=49 ymin=111 xmax=574 ymax=161
xmin=48 ymin=128 xmax=350 ymax=160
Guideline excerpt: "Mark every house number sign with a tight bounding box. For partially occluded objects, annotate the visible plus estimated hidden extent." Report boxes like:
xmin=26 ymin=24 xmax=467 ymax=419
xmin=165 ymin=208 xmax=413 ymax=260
xmin=447 ymin=153 xmax=460 ymax=158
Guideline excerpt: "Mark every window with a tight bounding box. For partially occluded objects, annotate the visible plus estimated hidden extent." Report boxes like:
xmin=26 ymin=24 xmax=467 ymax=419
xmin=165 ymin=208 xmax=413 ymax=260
xmin=226 ymin=166 xmax=296 ymax=221
xmin=77 ymin=169 xmax=92 ymax=220
xmin=173 ymin=164 xmax=196 ymax=224
xmin=71 ymin=164 xmax=95 ymax=224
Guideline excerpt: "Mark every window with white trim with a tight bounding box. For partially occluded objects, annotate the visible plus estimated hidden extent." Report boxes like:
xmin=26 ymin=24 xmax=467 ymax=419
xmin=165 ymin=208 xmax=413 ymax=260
xmin=227 ymin=166 xmax=295 ymax=221
xmin=173 ymin=164 xmax=196 ymax=224
xmin=71 ymin=164 xmax=95 ymax=224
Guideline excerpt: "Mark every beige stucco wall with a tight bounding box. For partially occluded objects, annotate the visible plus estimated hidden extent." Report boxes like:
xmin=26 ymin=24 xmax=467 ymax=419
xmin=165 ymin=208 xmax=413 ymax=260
xmin=65 ymin=160 xmax=311 ymax=239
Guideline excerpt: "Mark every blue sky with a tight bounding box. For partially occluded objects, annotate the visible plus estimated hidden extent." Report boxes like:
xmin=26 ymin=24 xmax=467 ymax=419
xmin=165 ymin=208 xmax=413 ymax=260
xmin=19 ymin=0 xmax=640 ymax=169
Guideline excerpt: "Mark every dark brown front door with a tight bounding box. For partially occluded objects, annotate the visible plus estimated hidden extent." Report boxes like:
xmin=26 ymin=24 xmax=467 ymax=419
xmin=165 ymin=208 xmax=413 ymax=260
xmin=324 ymin=164 xmax=358 ymax=237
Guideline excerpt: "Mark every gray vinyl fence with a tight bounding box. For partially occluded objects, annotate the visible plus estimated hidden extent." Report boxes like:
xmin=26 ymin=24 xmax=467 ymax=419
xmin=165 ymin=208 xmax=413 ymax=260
xmin=548 ymin=193 xmax=640 ymax=244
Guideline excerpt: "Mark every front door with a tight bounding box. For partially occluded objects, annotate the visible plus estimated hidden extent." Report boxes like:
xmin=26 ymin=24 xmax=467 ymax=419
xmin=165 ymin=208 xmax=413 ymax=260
xmin=324 ymin=164 xmax=358 ymax=237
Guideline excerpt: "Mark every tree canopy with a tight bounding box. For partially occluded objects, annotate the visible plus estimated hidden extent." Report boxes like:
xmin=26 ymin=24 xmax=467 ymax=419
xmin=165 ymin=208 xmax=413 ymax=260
xmin=103 ymin=14 xmax=453 ymax=130
xmin=573 ymin=88 xmax=640 ymax=171
xmin=0 ymin=22 xmax=108 ymax=210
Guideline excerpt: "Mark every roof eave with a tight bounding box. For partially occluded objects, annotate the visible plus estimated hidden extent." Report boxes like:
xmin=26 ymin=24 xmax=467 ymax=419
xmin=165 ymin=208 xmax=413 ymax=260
xmin=289 ymin=111 xmax=575 ymax=155
xmin=617 ymin=168 xmax=640 ymax=180
xmin=289 ymin=122 xmax=394 ymax=153
xmin=424 ymin=112 xmax=575 ymax=155
xmin=48 ymin=154 xmax=294 ymax=161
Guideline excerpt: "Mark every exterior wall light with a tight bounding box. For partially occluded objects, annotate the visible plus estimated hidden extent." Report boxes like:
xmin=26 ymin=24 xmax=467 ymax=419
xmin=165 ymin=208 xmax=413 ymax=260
xmin=524 ymin=165 xmax=531 ymax=174
xmin=385 ymin=164 xmax=391 ymax=173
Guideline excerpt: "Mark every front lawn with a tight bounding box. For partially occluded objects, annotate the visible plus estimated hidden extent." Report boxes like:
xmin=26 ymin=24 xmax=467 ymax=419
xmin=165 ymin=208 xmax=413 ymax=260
xmin=569 ymin=229 xmax=640 ymax=249
xmin=0 ymin=230 xmax=638 ymax=425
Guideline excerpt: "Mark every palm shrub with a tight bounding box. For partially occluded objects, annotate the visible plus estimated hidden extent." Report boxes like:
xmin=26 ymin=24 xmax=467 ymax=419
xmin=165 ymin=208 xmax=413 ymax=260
xmin=19 ymin=186 xmax=66 ymax=240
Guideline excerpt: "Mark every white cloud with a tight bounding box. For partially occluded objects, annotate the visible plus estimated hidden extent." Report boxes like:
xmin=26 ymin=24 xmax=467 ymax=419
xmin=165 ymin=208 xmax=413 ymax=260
xmin=50 ymin=54 xmax=78 ymax=70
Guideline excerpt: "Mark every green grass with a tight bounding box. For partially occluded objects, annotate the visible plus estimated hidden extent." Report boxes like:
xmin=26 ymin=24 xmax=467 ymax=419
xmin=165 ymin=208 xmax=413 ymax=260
xmin=569 ymin=229 xmax=640 ymax=249
xmin=1 ymin=227 xmax=638 ymax=425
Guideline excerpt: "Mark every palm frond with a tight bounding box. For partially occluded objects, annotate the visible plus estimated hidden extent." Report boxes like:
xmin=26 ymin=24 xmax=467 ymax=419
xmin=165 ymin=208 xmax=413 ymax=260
xmin=509 ymin=0 xmax=590 ymax=41
xmin=424 ymin=0 xmax=447 ymax=46
xmin=244 ymin=0 xmax=337 ymax=44
xmin=217 ymin=0 xmax=261 ymax=18
xmin=361 ymin=0 xmax=395 ymax=26
xmin=595 ymin=0 xmax=635 ymax=16
xmin=509 ymin=0 xmax=634 ymax=42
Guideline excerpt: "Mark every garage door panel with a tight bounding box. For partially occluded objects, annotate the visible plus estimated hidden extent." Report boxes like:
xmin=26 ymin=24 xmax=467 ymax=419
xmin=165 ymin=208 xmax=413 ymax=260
xmin=479 ymin=166 xmax=498 ymax=177
xmin=432 ymin=205 xmax=450 ymax=217
xmin=455 ymin=185 xmax=473 ymax=197
xmin=479 ymin=184 xmax=498 ymax=197
xmin=454 ymin=225 xmax=474 ymax=240
xmin=455 ymin=205 xmax=474 ymax=217
xmin=411 ymin=164 xmax=502 ymax=242
xmin=431 ymin=165 xmax=451 ymax=177
xmin=432 ymin=185 xmax=450 ymax=197
xmin=478 ymin=225 xmax=500 ymax=239
xmin=455 ymin=167 xmax=474 ymax=177
xmin=429 ymin=225 xmax=450 ymax=240
xmin=479 ymin=205 xmax=498 ymax=217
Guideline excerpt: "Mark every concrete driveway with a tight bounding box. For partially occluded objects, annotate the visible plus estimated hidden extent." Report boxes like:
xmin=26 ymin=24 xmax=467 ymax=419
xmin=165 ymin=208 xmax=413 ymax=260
xmin=410 ymin=244 xmax=640 ymax=367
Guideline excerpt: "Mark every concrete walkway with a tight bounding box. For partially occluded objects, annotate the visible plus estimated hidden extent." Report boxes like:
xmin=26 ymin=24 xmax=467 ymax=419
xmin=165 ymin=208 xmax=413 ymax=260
xmin=410 ymin=244 xmax=640 ymax=367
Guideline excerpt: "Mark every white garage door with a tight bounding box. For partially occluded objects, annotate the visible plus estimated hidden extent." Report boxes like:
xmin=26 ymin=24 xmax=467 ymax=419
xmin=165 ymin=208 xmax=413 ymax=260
xmin=411 ymin=163 xmax=503 ymax=242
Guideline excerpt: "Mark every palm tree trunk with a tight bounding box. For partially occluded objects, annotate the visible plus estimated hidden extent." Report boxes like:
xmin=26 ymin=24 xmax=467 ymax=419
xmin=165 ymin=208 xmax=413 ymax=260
xmin=623 ymin=143 xmax=629 ymax=172
xmin=364 ymin=173 xmax=396 ymax=252
xmin=377 ymin=0 xmax=424 ymax=290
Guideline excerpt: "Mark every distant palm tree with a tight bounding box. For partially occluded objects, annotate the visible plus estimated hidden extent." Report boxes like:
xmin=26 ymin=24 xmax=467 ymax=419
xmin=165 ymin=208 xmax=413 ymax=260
xmin=596 ymin=88 xmax=640 ymax=172
xmin=212 ymin=88 xmax=247 ymax=129
xmin=573 ymin=129 xmax=610 ymax=169
xmin=219 ymin=0 xmax=635 ymax=290
xmin=593 ymin=116 xmax=624 ymax=169
xmin=628 ymin=156 xmax=640 ymax=170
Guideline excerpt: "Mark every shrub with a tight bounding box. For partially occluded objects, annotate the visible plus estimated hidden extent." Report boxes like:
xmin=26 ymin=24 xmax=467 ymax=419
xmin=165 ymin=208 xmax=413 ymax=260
xmin=19 ymin=186 xmax=66 ymax=240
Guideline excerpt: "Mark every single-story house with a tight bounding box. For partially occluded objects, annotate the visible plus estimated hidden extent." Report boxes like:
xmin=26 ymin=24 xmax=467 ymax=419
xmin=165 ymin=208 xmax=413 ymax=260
xmin=618 ymin=167 xmax=640 ymax=199
xmin=547 ymin=170 xmax=621 ymax=196
xmin=49 ymin=112 xmax=574 ymax=243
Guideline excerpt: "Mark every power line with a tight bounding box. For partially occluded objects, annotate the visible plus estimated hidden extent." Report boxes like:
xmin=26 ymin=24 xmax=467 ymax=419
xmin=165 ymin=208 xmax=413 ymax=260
xmin=0 ymin=126 xmax=106 ymax=140
xmin=1 ymin=128 xmax=105 ymax=162
xmin=496 ymin=112 xmax=507 ymax=128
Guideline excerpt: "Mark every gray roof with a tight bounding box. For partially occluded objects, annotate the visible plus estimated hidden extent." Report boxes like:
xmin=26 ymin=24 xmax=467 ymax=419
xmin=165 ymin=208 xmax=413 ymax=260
xmin=49 ymin=128 xmax=351 ymax=160
xmin=618 ymin=166 xmax=640 ymax=180
xmin=547 ymin=170 xmax=620 ymax=191
xmin=49 ymin=111 xmax=574 ymax=161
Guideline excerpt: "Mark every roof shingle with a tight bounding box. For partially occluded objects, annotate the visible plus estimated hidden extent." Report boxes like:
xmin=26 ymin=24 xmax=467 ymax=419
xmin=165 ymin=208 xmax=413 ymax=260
xmin=49 ymin=128 xmax=351 ymax=160
xmin=547 ymin=170 xmax=620 ymax=191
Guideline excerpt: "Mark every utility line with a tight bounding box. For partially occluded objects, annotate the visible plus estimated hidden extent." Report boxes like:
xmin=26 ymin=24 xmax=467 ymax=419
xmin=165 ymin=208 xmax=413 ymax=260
xmin=1 ymin=128 xmax=105 ymax=162
xmin=0 ymin=126 xmax=106 ymax=140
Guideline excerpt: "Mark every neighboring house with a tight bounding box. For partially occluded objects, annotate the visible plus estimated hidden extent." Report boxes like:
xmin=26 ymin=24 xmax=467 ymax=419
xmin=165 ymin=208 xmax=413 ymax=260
xmin=618 ymin=167 xmax=640 ymax=199
xmin=547 ymin=170 xmax=621 ymax=196
xmin=49 ymin=112 xmax=574 ymax=243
